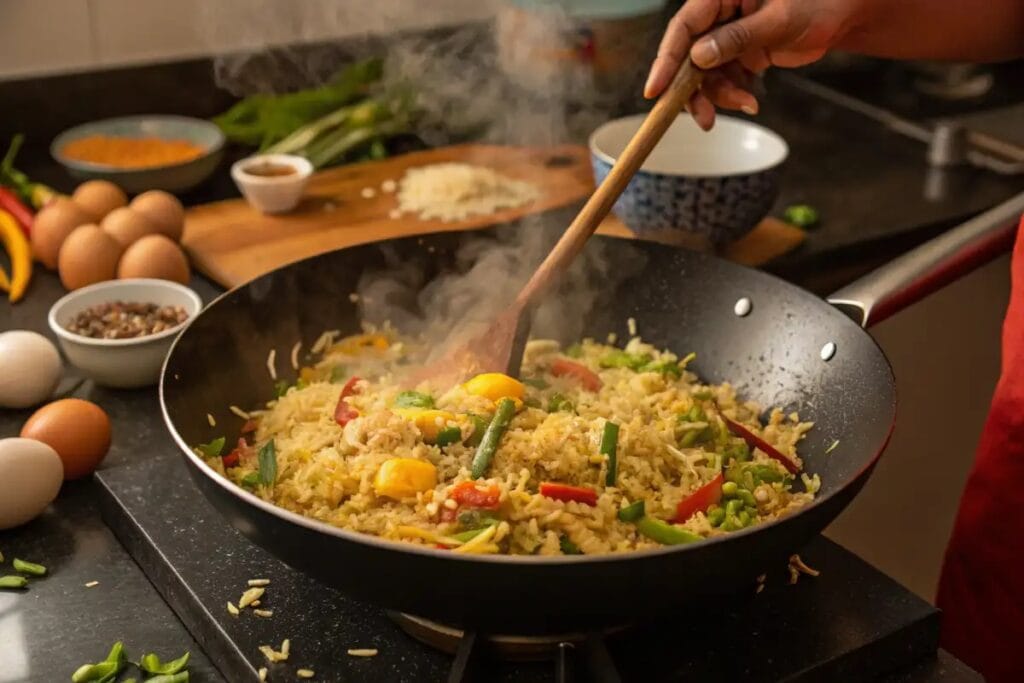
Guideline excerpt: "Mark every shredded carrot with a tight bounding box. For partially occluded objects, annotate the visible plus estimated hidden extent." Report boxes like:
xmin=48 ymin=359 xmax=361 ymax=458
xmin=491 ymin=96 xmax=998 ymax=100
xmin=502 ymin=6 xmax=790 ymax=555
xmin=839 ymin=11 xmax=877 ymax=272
xmin=61 ymin=135 xmax=204 ymax=168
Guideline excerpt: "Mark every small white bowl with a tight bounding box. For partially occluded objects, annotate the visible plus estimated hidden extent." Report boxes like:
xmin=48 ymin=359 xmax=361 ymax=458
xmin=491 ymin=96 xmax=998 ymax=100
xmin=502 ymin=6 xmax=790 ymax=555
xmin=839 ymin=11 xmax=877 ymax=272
xmin=231 ymin=154 xmax=313 ymax=214
xmin=48 ymin=279 xmax=203 ymax=389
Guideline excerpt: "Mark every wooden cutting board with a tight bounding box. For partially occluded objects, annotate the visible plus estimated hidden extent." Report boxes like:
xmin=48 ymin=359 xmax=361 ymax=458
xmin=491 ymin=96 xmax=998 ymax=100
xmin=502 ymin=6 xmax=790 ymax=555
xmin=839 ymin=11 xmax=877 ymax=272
xmin=183 ymin=144 xmax=804 ymax=288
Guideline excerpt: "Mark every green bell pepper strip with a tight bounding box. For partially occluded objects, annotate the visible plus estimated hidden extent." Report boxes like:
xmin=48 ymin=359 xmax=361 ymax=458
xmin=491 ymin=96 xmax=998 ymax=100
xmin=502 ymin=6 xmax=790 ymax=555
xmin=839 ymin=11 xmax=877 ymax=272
xmin=601 ymin=421 xmax=620 ymax=486
xmin=617 ymin=500 xmax=645 ymax=523
xmin=195 ymin=437 xmax=225 ymax=458
xmin=470 ymin=398 xmax=516 ymax=478
xmin=435 ymin=426 xmax=463 ymax=448
xmin=635 ymin=517 xmax=702 ymax=545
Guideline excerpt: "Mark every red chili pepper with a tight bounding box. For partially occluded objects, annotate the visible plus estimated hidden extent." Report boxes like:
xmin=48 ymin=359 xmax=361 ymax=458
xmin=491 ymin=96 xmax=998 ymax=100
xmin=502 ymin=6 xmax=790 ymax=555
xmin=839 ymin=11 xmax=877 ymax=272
xmin=674 ymin=472 xmax=724 ymax=523
xmin=723 ymin=417 xmax=800 ymax=475
xmin=222 ymin=437 xmax=247 ymax=467
xmin=240 ymin=419 xmax=258 ymax=434
xmin=0 ymin=187 xmax=32 ymax=238
xmin=539 ymin=482 xmax=598 ymax=506
xmin=550 ymin=358 xmax=602 ymax=392
xmin=449 ymin=481 xmax=502 ymax=509
xmin=334 ymin=376 xmax=362 ymax=427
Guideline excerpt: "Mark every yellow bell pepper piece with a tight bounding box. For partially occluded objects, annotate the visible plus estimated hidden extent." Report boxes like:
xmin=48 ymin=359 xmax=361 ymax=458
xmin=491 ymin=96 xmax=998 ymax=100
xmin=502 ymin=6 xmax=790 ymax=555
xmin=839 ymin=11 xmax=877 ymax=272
xmin=332 ymin=333 xmax=390 ymax=355
xmin=463 ymin=373 xmax=525 ymax=405
xmin=0 ymin=264 xmax=10 ymax=292
xmin=373 ymin=458 xmax=438 ymax=500
xmin=394 ymin=408 xmax=457 ymax=442
xmin=299 ymin=366 xmax=318 ymax=383
xmin=0 ymin=209 xmax=31 ymax=303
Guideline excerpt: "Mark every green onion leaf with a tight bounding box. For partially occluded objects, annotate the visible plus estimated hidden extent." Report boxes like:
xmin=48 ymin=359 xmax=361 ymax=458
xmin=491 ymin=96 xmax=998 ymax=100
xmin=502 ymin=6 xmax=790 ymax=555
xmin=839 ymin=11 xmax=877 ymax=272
xmin=257 ymin=441 xmax=278 ymax=487
xmin=394 ymin=391 xmax=435 ymax=409
xmin=196 ymin=437 xmax=226 ymax=458
xmin=599 ymin=350 xmax=651 ymax=370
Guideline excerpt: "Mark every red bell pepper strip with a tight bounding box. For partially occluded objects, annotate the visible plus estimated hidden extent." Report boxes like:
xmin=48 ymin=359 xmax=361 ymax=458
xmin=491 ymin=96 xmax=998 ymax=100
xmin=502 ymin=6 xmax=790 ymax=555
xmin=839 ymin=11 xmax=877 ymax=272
xmin=449 ymin=481 xmax=501 ymax=509
xmin=334 ymin=376 xmax=362 ymax=426
xmin=240 ymin=419 xmax=258 ymax=434
xmin=0 ymin=187 xmax=31 ymax=237
xmin=723 ymin=417 xmax=800 ymax=475
xmin=550 ymin=358 xmax=602 ymax=392
xmin=222 ymin=437 xmax=248 ymax=467
xmin=674 ymin=472 xmax=724 ymax=523
xmin=539 ymin=482 xmax=598 ymax=506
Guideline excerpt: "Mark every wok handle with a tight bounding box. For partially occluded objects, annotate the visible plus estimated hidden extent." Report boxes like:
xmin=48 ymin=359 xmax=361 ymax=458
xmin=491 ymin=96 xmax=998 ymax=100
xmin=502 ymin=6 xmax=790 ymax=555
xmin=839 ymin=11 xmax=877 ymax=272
xmin=827 ymin=191 xmax=1024 ymax=328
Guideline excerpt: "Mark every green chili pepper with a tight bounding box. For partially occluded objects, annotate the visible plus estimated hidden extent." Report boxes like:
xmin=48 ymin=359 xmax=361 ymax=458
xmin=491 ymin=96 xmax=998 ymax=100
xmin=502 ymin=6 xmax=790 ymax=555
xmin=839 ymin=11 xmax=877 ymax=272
xmin=394 ymin=390 xmax=435 ymax=409
xmin=547 ymin=393 xmax=575 ymax=413
xmin=470 ymin=398 xmax=516 ymax=478
xmin=71 ymin=662 xmax=118 ymax=683
xmin=601 ymin=421 xmax=620 ymax=487
xmin=257 ymin=440 xmax=277 ymax=486
xmin=0 ymin=575 xmax=27 ymax=589
xmin=196 ymin=437 xmax=225 ymax=458
xmin=783 ymin=203 xmax=820 ymax=228
xmin=635 ymin=517 xmax=702 ymax=545
xmin=707 ymin=506 xmax=726 ymax=527
xmin=565 ymin=343 xmax=583 ymax=358
xmin=12 ymin=558 xmax=45 ymax=576
xmin=330 ymin=365 xmax=347 ymax=383
xmin=273 ymin=380 xmax=290 ymax=397
xmin=139 ymin=651 xmax=190 ymax=675
xmin=639 ymin=359 xmax=682 ymax=378
xmin=240 ymin=472 xmax=260 ymax=488
xmin=465 ymin=414 xmax=491 ymax=447
xmin=435 ymin=426 xmax=463 ymax=448
xmin=559 ymin=536 xmax=582 ymax=555
xmin=142 ymin=674 xmax=189 ymax=683
xmin=522 ymin=377 xmax=549 ymax=389
xmin=599 ymin=350 xmax=650 ymax=370
xmin=617 ymin=500 xmax=645 ymax=522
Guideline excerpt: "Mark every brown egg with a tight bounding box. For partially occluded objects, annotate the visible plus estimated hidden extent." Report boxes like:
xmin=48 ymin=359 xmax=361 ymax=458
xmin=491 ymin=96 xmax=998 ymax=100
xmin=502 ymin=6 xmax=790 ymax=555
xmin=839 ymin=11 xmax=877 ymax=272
xmin=21 ymin=398 xmax=111 ymax=480
xmin=130 ymin=190 xmax=185 ymax=242
xmin=58 ymin=224 xmax=123 ymax=291
xmin=31 ymin=197 xmax=93 ymax=269
xmin=101 ymin=206 xmax=160 ymax=247
xmin=117 ymin=234 xmax=190 ymax=284
xmin=71 ymin=180 xmax=127 ymax=220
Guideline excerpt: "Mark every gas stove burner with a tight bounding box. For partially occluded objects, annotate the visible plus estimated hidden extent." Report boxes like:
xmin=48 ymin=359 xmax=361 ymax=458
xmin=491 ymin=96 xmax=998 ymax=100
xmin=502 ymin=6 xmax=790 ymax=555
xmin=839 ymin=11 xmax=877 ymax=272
xmin=389 ymin=612 xmax=627 ymax=661
xmin=912 ymin=63 xmax=994 ymax=100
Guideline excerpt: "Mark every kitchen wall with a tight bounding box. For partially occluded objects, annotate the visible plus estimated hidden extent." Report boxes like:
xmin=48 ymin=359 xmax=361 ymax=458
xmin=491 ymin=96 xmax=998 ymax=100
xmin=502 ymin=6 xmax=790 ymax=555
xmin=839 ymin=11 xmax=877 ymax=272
xmin=0 ymin=0 xmax=494 ymax=80
xmin=825 ymin=254 xmax=1010 ymax=601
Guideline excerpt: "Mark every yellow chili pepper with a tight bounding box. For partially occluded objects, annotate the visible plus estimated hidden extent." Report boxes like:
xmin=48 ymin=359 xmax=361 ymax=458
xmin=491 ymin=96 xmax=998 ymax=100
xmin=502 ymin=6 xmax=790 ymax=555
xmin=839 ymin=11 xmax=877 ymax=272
xmin=0 ymin=209 xmax=31 ymax=302
xmin=0 ymin=264 xmax=10 ymax=292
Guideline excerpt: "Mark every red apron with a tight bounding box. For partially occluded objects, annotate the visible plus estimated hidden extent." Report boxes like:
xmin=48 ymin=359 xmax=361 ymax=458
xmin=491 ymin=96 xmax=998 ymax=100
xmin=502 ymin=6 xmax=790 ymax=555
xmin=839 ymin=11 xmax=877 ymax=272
xmin=937 ymin=215 xmax=1024 ymax=681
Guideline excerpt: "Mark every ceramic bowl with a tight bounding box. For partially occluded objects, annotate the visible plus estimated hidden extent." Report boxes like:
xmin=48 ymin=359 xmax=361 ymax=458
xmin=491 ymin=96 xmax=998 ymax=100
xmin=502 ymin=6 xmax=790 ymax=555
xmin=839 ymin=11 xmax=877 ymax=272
xmin=48 ymin=279 xmax=203 ymax=389
xmin=590 ymin=114 xmax=788 ymax=245
xmin=231 ymin=153 xmax=314 ymax=214
xmin=51 ymin=115 xmax=225 ymax=194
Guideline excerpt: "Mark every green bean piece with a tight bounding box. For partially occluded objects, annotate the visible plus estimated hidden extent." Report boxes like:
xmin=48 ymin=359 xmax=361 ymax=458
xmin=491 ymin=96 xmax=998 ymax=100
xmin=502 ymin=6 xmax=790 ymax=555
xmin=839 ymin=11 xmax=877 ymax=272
xmin=465 ymin=414 xmax=491 ymax=447
xmin=257 ymin=440 xmax=277 ymax=487
xmin=599 ymin=350 xmax=651 ymax=370
xmin=725 ymin=499 xmax=743 ymax=517
xmin=738 ymin=489 xmax=757 ymax=507
xmin=617 ymin=500 xmax=645 ymax=523
xmin=707 ymin=506 xmax=726 ymax=527
xmin=721 ymin=482 xmax=739 ymax=497
xmin=470 ymin=398 xmax=516 ymax=478
xmin=195 ymin=437 xmax=225 ymax=458
xmin=12 ymin=558 xmax=45 ymax=576
xmin=140 ymin=651 xmax=190 ymax=675
xmin=559 ymin=536 xmax=582 ymax=555
xmin=394 ymin=391 xmax=435 ymax=409
xmin=142 ymin=673 xmax=189 ymax=683
xmin=435 ymin=426 xmax=463 ymax=448
xmin=522 ymin=377 xmax=549 ymax=389
xmin=601 ymin=421 xmax=620 ymax=487
xmin=329 ymin=365 xmax=347 ymax=383
xmin=635 ymin=517 xmax=702 ymax=545
xmin=0 ymin=575 xmax=27 ymax=589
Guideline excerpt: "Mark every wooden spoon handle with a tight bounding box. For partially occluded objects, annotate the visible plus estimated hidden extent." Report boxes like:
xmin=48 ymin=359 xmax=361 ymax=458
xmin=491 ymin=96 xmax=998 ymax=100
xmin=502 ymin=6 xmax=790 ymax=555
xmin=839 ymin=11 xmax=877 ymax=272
xmin=514 ymin=57 xmax=705 ymax=308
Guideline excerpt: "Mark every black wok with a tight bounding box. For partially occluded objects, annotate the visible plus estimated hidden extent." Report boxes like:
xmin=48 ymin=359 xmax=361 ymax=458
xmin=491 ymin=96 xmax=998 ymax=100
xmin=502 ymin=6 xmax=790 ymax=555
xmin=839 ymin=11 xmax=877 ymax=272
xmin=161 ymin=193 xmax=1023 ymax=633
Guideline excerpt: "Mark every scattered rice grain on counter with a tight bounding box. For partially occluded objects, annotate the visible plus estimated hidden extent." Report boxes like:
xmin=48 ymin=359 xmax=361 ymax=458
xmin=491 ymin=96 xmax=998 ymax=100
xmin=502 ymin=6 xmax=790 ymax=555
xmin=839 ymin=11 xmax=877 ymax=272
xmin=291 ymin=342 xmax=302 ymax=371
xmin=248 ymin=578 xmax=271 ymax=587
xmin=258 ymin=667 xmax=267 ymax=682
xmin=347 ymin=649 xmax=378 ymax=657
xmin=254 ymin=609 xmax=274 ymax=617
xmin=361 ymin=187 xmax=376 ymax=199
xmin=229 ymin=405 xmax=251 ymax=420
xmin=259 ymin=645 xmax=286 ymax=663
xmin=251 ymin=600 xmax=261 ymax=607
xmin=85 ymin=581 xmax=99 ymax=588
xmin=282 ymin=639 xmax=291 ymax=657
xmin=297 ymin=670 xmax=315 ymax=679
xmin=207 ymin=413 xmax=216 ymax=427
xmin=396 ymin=163 xmax=539 ymax=221
xmin=239 ymin=586 xmax=265 ymax=608
xmin=266 ymin=349 xmax=278 ymax=381
xmin=227 ymin=601 xmax=240 ymax=616
xmin=381 ymin=179 xmax=397 ymax=193
xmin=790 ymin=554 xmax=820 ymax=577
xmin=627 ymin=317 xmax=637 ymax=337
xmin=388 ymin=209 xmax=402 ymax=220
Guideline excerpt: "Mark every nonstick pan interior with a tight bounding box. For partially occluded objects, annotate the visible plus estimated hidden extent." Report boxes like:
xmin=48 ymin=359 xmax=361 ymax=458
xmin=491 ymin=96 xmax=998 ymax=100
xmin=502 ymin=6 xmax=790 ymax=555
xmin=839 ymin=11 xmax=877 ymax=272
xmin=161 ymin=229 xmax=895 ymax=631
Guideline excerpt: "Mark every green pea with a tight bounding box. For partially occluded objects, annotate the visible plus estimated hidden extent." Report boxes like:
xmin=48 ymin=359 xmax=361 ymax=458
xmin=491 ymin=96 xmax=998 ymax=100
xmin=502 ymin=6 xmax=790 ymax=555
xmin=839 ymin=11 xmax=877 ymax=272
xmin=707 ymin=506 xmax=726 ymax=527
xmin=721 ymin=482 xmax=739 ymax=497
xmin=725 ymin=499 xmax=743 ymax=517
xmin=737 ymin=489 xmax=757 ymax=507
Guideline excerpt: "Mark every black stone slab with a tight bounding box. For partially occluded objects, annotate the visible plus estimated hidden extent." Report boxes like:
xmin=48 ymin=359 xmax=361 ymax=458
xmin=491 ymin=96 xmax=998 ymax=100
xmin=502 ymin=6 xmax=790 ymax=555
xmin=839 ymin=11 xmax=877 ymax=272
xmin=96 ymin=443 xmax=945 ymax=682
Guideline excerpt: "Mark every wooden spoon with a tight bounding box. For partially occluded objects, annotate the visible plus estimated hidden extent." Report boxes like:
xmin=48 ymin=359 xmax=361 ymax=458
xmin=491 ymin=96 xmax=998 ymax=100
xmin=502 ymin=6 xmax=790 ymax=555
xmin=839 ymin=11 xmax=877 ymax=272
xmin=411 ymin=57 xmax=706 ymax=387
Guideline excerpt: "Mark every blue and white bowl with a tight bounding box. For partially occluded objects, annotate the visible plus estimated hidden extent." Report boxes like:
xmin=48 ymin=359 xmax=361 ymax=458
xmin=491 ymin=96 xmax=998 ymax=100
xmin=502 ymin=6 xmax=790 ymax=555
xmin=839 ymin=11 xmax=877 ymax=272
xmin=590 ymin=114 xmax=788 ymax=245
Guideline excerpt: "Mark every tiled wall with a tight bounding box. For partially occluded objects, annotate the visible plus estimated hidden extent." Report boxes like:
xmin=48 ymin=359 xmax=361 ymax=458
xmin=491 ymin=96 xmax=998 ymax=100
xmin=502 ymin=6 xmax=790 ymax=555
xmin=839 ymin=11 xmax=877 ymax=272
xmin=0 ymin=0 xmax=494 ymax=80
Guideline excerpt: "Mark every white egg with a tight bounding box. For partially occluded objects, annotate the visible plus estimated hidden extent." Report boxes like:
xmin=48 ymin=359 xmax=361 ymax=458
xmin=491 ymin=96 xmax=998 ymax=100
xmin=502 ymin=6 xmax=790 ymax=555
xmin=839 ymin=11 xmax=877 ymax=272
xmin=0 ymin=438 xmax=64 ymax=530
xmin=0 ymin=331 xmax=62 ymax=408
